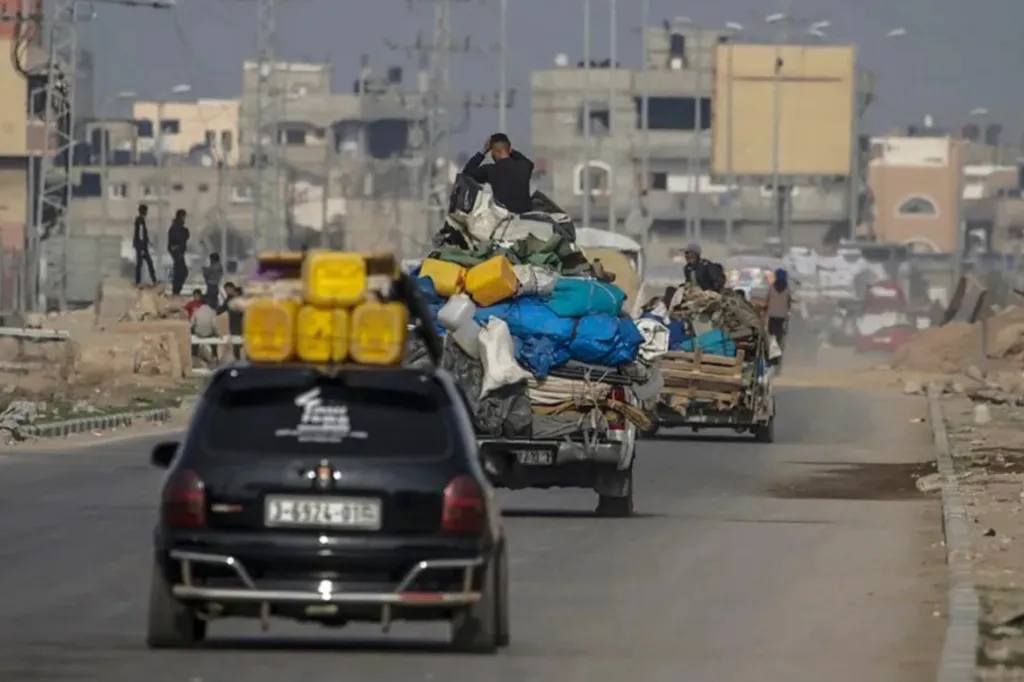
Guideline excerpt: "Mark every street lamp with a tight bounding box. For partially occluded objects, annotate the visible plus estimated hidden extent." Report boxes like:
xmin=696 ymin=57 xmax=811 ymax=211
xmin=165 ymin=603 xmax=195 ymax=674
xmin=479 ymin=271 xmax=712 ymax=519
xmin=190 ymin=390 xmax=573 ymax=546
xmin=723 ymin=21 xmax=742 ymax=250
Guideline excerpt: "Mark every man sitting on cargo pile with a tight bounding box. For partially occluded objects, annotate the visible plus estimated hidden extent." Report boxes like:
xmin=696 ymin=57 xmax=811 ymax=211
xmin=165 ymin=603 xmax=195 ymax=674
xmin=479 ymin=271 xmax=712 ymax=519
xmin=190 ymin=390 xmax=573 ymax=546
xmin=682 ymin=243 xmax=726 ymax=292
xmin=461 ymin=133 xmax=534 ymax=214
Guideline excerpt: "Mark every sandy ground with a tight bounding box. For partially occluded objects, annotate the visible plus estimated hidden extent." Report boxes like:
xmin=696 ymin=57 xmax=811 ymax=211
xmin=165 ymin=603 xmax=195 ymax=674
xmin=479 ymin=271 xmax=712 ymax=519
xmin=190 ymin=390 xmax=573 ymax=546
xmin=942 ymin=396 xmax=1024 ymax=680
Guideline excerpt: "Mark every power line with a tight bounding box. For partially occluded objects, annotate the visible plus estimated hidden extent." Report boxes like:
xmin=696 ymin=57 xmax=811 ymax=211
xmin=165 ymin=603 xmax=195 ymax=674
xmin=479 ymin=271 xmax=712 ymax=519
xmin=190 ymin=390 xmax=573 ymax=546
xmin=10 ymin=0 xmax=171 ymax=311
xmin=389 ymin=0 xmax=513 ymax=247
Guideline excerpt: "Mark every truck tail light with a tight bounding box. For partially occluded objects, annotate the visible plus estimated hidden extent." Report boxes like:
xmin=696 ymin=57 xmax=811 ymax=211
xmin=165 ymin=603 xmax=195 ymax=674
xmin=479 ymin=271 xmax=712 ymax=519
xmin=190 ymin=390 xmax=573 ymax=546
xmin=608 ymin=386 xmax=627 ymax=431
xmin=441 ymin=475 xmax=486 ymax=533
xmin=162 ymin=469 xmax=206 ymax=528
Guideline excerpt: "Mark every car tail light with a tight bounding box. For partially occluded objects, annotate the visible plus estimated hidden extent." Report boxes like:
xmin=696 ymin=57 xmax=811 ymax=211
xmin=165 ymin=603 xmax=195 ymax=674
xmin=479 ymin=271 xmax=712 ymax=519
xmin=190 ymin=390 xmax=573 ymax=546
xmin=441 ymin=475 xmax=486 ymax=534
xmin=162 ymin=469 xmax=206 ymax=528
xmin=608 ymin=386 xmax=627 ymax=431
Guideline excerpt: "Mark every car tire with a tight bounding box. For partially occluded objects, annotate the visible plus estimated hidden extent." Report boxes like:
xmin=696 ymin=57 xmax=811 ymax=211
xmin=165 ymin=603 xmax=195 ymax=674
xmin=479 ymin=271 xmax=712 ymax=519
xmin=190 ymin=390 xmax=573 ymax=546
xmin=596 ymin=463 xmax=634 ymax=518
xmin=494 ymin=545 xmax=510 ymax=648
xmin=753 ymin=417 xmax=775 ymax=443
xmin=146 ymin=560 xmax=206 ymax=649
xmin=451 ymin=554 xmax=500 ymax=653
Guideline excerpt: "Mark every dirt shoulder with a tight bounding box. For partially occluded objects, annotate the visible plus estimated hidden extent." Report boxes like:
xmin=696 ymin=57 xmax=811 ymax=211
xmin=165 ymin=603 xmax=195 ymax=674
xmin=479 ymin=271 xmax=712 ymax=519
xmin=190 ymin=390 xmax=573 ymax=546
xmin=942 ymin=395 xmax=1024 ymax=678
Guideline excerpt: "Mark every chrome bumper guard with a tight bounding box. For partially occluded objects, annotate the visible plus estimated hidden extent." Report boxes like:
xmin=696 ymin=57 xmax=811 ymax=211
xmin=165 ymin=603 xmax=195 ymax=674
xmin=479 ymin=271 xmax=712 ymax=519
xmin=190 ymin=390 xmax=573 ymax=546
xmin=169 ymin=550 xmax=484 ymax=632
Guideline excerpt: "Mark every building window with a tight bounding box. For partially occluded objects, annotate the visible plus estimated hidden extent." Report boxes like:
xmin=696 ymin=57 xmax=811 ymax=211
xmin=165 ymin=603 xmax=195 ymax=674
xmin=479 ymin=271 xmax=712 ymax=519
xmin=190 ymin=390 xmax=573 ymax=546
xmin=205 ymin=130 xmax=216 ymax=148
xmin=577 ymin=105 xmax=611 ymax=135
xmin=136 ymin=119 xmax=153 ymax=138
xmin=197 ymin=182 xmax=210 ymax=193
xmin=108 ymin=182 xmax=128 ymax=200
xmin=650 ymin=172 xmax=668 ymax=191
xmin=634 ymin=96 xmax=711 ymax=131
xmin=573 ymin=160 xmax=612 ymax=196
xmin=221 ymin=131 xmax=233 ymax=152
xmin=172 ymin=183 xmax=185 ymax=192
xmin=284 ymin=128 xmax=306 ymax=145
xmin=896 ymin=196 xmax=938 ymax=217
xmin=141 ymin=184 xmax=157 ymax=199
xmin=160 ymin=119 xmax=180 ymax=135
xmin=231 ymin=184 xmax=254 ymax=204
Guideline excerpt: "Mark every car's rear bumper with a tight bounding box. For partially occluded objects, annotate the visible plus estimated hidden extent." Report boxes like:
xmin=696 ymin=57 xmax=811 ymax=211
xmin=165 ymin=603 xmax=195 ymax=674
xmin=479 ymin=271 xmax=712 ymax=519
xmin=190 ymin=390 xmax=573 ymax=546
xmin=157 ymin=532 xmax=492 ymax=629
xmin=479 ymin=430 xmax=632 ymax=467
xmin=170 ymin=549 xmax=482 ymax=605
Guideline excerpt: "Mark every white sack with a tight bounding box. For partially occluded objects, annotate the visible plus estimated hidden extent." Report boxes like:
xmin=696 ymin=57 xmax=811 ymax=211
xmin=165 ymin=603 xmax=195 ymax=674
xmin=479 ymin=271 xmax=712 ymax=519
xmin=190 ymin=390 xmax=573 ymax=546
xmin=479 ymin=317 xmax=532 ymax=398
xmin=635 ymin=318 xmax=670 ymax=362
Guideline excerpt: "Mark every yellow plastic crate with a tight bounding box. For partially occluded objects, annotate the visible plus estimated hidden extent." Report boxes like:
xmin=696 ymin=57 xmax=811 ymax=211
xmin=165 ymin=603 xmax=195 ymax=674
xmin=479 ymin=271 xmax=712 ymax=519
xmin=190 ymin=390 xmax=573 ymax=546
xmin=296 ymin=305 xmax=349 ymax=363
xmin=464 ymin=255 xmax=518 ymax=307
xmin=350 ymin=301 xmax=408 ymax=366
xmin=243 ymin=298 xmax=300 ymax=363
xmin=302 ymin=251 xmax=367 ymax=307
xmin=419 ymin=258 xmax=466 ymax=298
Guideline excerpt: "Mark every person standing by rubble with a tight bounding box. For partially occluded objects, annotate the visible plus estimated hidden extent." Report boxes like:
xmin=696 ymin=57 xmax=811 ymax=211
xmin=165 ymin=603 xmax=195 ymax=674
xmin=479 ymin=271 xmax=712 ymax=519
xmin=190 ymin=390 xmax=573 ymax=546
xmin=764 ymin=268 xmax=793 ymax=349
xmin=217 ymin=281 xmax=244 ymax=361
xmin=202 ymin=253 xmax=224 ymax=307
xmin=167 ymin=209 xmax=190 ymax=295
xmin=189 ymin=293 xmax=219 ymax=364
xmin=132 ymin=204 xmax=157 ymax=286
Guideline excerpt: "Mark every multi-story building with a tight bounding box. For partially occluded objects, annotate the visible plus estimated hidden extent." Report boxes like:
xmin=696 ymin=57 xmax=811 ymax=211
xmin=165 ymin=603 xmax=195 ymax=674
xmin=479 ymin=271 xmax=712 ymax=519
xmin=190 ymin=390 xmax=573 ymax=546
xmin=867 ymin=135 xmax=963 ymax=254
xmin=131 ymin=98 xmax=241 ymax=166
xmin=72 ymin=58 xmax=435 ymax=261
xmin=530 ymin=20 xmax=850 ymax=253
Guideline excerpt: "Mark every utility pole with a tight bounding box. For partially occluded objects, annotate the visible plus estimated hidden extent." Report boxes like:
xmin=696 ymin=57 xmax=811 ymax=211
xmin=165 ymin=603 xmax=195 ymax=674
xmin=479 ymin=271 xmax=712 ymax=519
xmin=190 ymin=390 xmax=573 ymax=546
xmin=253 ymin=0 xmax=285 ymax=253
xmin=638 ymin=0 xmax=650 ymax=253
xmin=581 ymin=0 xmax=591 ymax=229
xmin=769 ymin=5 xmax=792 ymax=250
xmin=14 ymin=0 xmax=171 ymax=311
xmin=497 ymin=0 xmax=507 ymax=132
xmin=607 ymin=0 xmax=617 ymax=234
xmin=389 ymin=0 xmax=511 ymax=246
xmin=688 ymin=25 xmax=704 ymax=242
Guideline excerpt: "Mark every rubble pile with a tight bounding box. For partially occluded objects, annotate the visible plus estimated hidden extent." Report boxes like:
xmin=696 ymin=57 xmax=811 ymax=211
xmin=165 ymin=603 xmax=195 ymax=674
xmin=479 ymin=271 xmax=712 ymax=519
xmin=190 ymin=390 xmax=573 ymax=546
xmin=95 ymin=279 xmax=188 ymax=325
xmin=890 ymin=306 xmax=1024 ymax=373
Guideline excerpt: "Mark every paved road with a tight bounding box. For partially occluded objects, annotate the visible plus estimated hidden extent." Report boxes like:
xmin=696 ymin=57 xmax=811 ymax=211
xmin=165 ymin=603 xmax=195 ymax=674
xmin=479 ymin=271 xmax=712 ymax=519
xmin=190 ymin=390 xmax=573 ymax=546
xmin=0 ymin=387 xmax=944 ymax=682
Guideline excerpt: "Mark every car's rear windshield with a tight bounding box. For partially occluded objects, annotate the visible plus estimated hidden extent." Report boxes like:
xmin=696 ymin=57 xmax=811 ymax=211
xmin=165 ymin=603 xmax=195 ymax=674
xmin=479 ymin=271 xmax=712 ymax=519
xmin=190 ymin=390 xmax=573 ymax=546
xmin=201 ymin=378 xmax=453 ymax=458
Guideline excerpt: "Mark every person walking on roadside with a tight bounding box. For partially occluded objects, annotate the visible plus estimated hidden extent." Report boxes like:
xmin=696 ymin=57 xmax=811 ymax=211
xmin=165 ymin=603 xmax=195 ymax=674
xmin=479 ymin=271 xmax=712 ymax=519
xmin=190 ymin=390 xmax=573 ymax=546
xmin=133 ymin=204 xmax=157 ymax=286
xmin=167 ymin=209 xmax=190 ymax=295
xmin=765 ymin=268 xmax=793 ymax=350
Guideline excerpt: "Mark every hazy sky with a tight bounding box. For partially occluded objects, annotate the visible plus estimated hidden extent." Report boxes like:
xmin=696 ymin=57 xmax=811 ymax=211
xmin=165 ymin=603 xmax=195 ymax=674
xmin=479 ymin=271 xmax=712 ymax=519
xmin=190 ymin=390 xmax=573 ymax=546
xmin=82 ymin=0 xmax=1024 ymax=150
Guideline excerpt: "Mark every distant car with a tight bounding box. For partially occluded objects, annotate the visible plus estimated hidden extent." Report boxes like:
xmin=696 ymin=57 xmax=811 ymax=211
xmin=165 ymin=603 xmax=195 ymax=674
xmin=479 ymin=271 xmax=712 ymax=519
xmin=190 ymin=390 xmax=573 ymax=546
xmin=147 ymin=363 xmax=509 ymax=652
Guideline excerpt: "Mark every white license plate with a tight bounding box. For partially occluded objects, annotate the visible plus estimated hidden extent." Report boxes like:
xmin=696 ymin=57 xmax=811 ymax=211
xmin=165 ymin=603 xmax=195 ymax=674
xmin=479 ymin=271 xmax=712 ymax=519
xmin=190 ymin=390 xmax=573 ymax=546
xmin=514 ymin=450 xmax=555 ymax=466
xmin=264 ymin=496 xmax=382 ymax=530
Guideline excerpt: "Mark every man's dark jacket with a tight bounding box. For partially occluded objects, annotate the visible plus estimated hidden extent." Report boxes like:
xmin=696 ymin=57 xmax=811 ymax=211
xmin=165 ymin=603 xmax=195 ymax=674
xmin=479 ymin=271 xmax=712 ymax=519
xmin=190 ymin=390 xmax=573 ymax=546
xmin=461 ymin=150 xmax=534 ymax=214
xmin=684 ymin=259 xmax=726 ymax=292
xmin=167 ymin=219 xmax=190 ymax=255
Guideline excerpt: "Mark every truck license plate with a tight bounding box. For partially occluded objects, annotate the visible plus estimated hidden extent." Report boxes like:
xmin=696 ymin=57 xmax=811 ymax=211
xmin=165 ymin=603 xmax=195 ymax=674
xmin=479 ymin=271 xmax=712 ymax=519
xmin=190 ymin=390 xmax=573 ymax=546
xmin=514 ymin=450 xmax=554 ymax=466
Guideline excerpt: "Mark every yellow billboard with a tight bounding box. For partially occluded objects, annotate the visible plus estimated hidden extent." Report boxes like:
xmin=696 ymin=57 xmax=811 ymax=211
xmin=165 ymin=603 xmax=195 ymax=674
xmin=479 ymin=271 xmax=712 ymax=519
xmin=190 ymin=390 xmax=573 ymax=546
xmin=711 ymin=43 xmax=855 ymax=179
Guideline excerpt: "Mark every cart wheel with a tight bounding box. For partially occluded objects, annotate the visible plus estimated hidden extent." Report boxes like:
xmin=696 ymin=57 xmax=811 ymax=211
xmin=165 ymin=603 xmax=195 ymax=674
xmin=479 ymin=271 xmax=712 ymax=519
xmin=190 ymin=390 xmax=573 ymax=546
xmin=753 ymin=418 xmax=775 ymax=443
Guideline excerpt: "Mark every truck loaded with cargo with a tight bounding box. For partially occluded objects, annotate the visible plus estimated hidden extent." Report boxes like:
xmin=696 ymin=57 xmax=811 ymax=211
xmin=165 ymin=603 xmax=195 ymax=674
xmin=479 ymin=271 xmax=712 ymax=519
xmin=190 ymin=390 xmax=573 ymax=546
xmin=638 ymin=284 xmax=777 ymax=442
xmin=406 ymin=176 xmax=661 ymax=517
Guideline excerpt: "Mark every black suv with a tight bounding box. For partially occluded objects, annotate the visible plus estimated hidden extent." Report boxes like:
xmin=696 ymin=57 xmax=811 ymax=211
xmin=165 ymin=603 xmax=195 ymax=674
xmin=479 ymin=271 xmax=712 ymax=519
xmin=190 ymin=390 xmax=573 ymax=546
xmin=147 ymin=363 xmax=510 ymax=652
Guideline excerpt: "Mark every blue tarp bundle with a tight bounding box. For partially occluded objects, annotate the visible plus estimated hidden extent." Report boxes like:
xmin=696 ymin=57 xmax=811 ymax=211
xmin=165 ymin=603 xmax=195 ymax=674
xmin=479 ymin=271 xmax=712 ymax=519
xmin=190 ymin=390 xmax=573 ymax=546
xmin=414 ymin=271 xmax=643 ymax=377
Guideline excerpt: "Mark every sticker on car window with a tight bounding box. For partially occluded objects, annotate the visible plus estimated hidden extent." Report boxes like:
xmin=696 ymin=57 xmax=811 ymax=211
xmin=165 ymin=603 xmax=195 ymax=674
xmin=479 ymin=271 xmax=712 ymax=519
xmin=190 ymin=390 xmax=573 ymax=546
xmin=274 ymin=387 xmax=369 ymax=443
